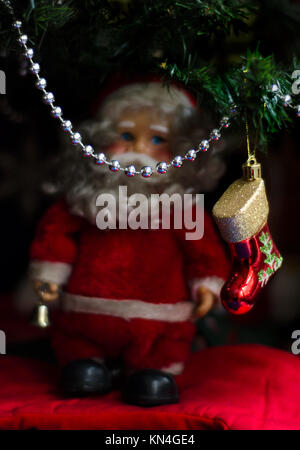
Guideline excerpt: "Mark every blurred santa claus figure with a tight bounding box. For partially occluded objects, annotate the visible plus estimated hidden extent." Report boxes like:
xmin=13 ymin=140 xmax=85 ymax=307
xmin=29 ymin=78 xmax=230 ymax=406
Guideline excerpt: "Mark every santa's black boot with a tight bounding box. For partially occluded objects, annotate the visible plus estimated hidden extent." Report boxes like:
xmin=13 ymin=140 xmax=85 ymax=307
xmin=60 ymin=359 xmax=112 ymax=396
xmin=122 ymin=369 xmax=179 ymax=406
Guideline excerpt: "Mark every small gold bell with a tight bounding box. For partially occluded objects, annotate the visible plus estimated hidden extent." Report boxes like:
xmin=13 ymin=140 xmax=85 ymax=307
xmin=30 ymin=302 xmax=51 ymax=328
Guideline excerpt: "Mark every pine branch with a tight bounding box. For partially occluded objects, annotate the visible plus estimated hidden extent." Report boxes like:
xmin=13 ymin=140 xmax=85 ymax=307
xmin=160 ymin=48 xmax=299 ymax=151
xmin=0 ymin=0 xmax=299 ymax=152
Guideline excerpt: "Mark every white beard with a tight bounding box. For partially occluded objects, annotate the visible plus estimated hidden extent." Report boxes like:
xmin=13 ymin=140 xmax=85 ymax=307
xmin=66 ymin=152 xmax=190 ymax=225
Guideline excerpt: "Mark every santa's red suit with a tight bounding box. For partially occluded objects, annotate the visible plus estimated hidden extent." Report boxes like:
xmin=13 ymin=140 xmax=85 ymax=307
xmin=30 ymin=199 xmax=230 ymax=375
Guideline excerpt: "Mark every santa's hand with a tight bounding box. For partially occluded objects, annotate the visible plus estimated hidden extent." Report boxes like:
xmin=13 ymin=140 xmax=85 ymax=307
xmin=33 ymin=280 xmax=60 ymax=302
xmin=192 ymin=286 xmax=217 ymax=319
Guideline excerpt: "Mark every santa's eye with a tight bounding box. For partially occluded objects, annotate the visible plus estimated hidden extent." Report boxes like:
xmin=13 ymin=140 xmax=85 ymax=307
xmin=152 ymin=136 xmax=166 ymax=145
xmin=121 ymin=132 xmax=134 ymax=141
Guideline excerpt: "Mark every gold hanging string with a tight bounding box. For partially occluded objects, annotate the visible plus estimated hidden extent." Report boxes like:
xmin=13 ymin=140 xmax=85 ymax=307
xmin=253 ymin=102 xmax=266 ymax=156
xmin=243 ymin=68 xmax=254 ymax=159
xmin=244 ymin=102 xmax=266 ymax=160
xmin=245 ymin=112 xmax=252 ymax=159
xmin=243 ymin=69 xmax=266 ymax=160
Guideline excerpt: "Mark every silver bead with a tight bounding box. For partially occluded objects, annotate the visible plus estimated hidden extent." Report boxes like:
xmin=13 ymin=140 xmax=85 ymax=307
xmin=125 ymin=165 xmax=136 ymax=177
xmin=36 ymin=78 xmax=47 ymax=89
xmin=72 ymin=132 xmax=82 ymax=144
xmin=18 ymin=35 xmax=28 ymax=45
xmin=271 ymin=84 xmax=279 ymax=92
xmin=110 ymin=160 xmax=121 ymax=172
xmin=30 ymin=63 xmax=40 ymax=74
xmin=229 ymin=104 xmax=238 ymax=114
xmin=13 ymin=21 xmax=22 ymax=29
xmin=84 ymin=145 xmax=94 ymax=157
xmin=51 ymin=106 xmax=62 ymax=118
xmin=62 ymin=120 xmax=72 ymax=132
xmin=296 ymin=105 xmax=300 ymax=117
xmin=156 ymin=162 xmax=168 ymax=174
xmin=171 ymin=156 xmax=183 ymax=168
xmin=199 ymin=140 xmax=209 ymax=152
xmin=95 ymin=153 xmax=106 ymax=165
xmin=210 ymin=129 xmax=221 ymax=141
xmin=141 ymin=166 xmax=153 ymax=177
xmin=283 ymin=94 xmax=292 ymax=107
xmin=220 ymin=116 xmax=230 ymax=128
xmin=43 ymin=92 xmax=54 ymax=104
xmin=185 ymin=149 xmax=197 ymax=161
xmin=24 ymin=48 xmax=34 ymax=60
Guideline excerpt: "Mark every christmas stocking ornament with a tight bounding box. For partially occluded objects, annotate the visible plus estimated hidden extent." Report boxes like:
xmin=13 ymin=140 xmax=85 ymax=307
xmin=212 ymin=157 xmax=283 ymax=315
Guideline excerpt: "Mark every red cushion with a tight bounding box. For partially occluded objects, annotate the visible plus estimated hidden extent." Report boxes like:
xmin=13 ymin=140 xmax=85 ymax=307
xmin=0 ymin=344 xmax=299 ymax=430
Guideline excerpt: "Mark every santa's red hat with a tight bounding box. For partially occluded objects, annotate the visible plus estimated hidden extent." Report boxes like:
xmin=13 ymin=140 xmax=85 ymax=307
xmin=90 ymin=73 xmax=198 ymax=117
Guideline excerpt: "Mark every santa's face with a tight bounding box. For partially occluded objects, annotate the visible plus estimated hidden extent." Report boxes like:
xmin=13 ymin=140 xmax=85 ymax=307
xmin=106 ymin=108 xmax=172 ymax=163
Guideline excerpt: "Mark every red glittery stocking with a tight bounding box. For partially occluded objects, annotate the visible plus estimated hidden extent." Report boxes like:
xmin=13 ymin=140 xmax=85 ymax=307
xmin=213 ymin=157 xmax=283 ymax=315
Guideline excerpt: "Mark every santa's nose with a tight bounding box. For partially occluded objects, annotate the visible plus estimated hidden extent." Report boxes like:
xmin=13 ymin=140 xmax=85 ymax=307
xmin=131 ymin=139 xmax=148 ymax=154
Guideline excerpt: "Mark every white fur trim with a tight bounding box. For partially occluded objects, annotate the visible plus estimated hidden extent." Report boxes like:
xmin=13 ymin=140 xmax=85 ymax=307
xmin=61 ymin=293 xmax=193 ymax=322
xmin=161 ymin=362 xmax=185 ymax=376
xmin=189 ymin=276 xmax=225 ymax=301
xmin=30 ymin=261 xmax=72 ymax=285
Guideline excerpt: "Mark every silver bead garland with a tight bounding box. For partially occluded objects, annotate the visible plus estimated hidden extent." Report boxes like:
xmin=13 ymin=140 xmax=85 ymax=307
xmin=1 ymin=0 xmax=299 ymax=179
xmin=270 ymin=83 xmax=299 ymax=114
xmin=141 ymin=166 xmax=153 ymax=178
xmin=185 ymin=149 xmax=197 ymax=161
xmin=110 ymin=160 xmax=121 ymax=172
xmin=171 ymin=156 xmax=183 ymax=168
xmin=156 ymin=161 xmax=168 ymax=174
xmin=125 ymin=165 xmax=136 ymax=177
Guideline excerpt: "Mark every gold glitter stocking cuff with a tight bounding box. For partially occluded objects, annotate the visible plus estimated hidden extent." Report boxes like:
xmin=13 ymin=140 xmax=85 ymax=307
xmin=212 ymin=177 xmax=269 ymax=243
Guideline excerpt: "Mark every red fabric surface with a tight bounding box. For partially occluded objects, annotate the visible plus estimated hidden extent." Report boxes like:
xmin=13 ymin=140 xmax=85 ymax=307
xmin=0 ymin=344 xmax=300 ymax=430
